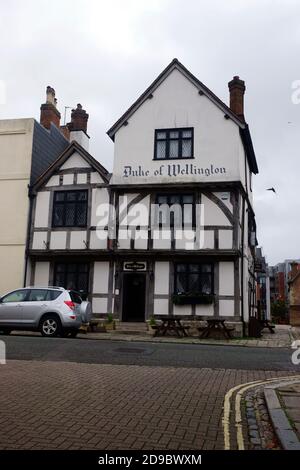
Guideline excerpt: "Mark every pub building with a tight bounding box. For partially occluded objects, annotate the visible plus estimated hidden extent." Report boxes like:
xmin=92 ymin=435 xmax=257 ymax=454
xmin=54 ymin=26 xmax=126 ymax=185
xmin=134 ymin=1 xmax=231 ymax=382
xmin=28 ymin=59 xmax=258 ymax=335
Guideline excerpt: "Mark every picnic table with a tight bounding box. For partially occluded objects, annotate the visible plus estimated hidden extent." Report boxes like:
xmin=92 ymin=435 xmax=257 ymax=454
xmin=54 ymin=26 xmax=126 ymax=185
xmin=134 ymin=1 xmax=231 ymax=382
xmin=259 ymin=319 xmax=275 ymax=334
xmin=154 ymin=316 xmax=190 ymax=337
xmin=198 ymin=318 xmax=235 ymax=339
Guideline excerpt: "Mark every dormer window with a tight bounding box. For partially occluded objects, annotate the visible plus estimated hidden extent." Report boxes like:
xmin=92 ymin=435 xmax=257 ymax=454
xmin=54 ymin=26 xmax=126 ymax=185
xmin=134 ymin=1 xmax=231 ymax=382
xmin=154 ymin=128 xmax=193 ymax=160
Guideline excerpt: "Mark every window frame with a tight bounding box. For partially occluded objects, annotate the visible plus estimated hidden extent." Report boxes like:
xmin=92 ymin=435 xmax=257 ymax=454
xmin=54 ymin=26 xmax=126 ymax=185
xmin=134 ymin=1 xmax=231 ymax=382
xmin=153 ymin=127 xmax=194 ymax=160
xmin=155 ymin=193 xmax=196 ymax=229
xmin=174 ymin=263 xmax=214 ymax=295
xmin=52 ymin=189 xmax=88 ymax=228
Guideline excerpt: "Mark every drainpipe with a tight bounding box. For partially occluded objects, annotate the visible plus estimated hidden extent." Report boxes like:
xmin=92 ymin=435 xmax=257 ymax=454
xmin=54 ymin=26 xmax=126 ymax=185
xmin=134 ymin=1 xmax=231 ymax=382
xmin=23 ymin=186 xmax=35 ymax=287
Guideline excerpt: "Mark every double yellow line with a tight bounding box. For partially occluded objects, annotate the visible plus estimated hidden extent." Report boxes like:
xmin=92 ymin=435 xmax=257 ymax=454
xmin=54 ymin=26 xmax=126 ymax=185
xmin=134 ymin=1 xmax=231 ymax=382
xmin=222 ymin=375 xmax=300 ymax=450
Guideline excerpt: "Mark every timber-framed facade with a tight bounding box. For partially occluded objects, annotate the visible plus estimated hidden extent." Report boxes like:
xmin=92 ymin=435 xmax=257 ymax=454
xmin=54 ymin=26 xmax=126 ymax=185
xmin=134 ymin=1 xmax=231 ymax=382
xmin=27 ymin=59 xmax=259 ymax=335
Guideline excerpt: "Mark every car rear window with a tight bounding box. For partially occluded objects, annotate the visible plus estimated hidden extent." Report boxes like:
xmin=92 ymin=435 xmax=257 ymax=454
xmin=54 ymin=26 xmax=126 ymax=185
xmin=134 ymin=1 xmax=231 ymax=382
xmin=48 ymin=290 xmax=62 ymax=301
xmin=69 ymin=291 xmax=82 ymax=304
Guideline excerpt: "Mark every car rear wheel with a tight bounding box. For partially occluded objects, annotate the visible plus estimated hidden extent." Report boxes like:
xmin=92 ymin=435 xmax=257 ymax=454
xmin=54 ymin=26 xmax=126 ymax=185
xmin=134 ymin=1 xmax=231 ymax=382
xmin=40 ymin=315 xmax=61 ymax=337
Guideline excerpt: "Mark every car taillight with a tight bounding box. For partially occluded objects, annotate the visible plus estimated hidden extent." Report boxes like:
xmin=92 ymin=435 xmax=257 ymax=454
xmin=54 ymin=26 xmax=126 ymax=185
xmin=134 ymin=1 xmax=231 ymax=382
xmin=64 ymin=300 xmax=75 ymax=310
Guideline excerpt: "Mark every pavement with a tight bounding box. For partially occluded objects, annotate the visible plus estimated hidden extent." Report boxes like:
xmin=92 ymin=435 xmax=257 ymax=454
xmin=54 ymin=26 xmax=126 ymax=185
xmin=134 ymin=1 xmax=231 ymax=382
xmin=264 ymin=380 xmax=300 ymax=450
xmin=76 ymin=324 xmax=297 ymax=348
xmin=11 ymin=323 xmax=296 ymax=348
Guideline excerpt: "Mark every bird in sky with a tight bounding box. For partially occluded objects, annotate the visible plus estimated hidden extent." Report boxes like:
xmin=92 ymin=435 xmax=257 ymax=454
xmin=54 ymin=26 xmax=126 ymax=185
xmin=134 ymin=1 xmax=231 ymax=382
xmin=266 ymin=187 xmax=276 ymax=193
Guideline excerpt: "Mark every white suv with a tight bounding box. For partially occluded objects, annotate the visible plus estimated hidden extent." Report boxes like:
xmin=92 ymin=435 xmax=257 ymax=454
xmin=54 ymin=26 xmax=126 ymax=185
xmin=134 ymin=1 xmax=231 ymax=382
xmin=0 ymin=287 xmax=92 ymax=338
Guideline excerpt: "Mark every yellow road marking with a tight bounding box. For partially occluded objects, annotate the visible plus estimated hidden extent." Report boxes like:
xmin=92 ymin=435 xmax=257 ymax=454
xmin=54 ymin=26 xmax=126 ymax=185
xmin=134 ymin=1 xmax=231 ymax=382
xmin=223 ymin=374 xmax=300 ymax=450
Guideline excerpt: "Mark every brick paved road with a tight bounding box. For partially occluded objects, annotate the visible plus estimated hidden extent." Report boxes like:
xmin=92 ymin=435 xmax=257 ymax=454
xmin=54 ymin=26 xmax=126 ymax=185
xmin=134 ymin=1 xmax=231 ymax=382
xmin=0 ymin=360 xmax=295 ymax=450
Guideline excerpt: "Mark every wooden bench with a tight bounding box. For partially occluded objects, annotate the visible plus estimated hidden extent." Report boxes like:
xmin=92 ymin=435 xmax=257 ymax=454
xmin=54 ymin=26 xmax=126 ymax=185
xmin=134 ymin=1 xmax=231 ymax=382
xmin=198 ymin=319 xmax=235 ymax=339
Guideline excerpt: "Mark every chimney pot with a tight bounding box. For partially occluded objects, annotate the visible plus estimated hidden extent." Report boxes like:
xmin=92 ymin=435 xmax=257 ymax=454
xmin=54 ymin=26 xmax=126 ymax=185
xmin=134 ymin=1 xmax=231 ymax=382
xmin=40 ymin=85 xmax=61 ymax=130
xmin=228 ymin=76 xmax=245 ymax=121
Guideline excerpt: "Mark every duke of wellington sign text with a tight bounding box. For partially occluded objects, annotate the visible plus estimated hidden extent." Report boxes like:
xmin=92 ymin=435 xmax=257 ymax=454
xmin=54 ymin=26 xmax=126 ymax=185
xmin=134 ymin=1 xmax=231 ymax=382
xmin=123 ymin=163 xmax=227 ymax=178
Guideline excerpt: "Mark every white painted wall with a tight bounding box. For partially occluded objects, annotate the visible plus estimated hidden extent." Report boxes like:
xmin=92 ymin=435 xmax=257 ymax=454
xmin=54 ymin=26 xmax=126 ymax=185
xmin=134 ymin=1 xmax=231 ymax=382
xmin=91 ymin=188 xmax=110 ymax=226
xmin=154 ymin=299 xmax=169 ymax=315
xmin=111 ymin=68 xmax=245 ymax=186
xmin=173 ymin=304 xmax=192 ymax=316
xmin=45 ymin=175 xmax=60 ymax=187
xmin=196 ymin=304 xmax=214 ymax=316
xmin=213 ymin=191 xmax=233 ymax=211
xmin=32 ymin=231 xmax=47 ymax=250
xmin=60 ymin=152 xmax=90 ymax=169
xmin=77 ymin=173 xmax=87 ymax=184
xmin=202 ymin=230 xmax=214 ymax=249
xmin=134 ymin=230 xmax=148 ymax=249
xmin=153 ymin=231 xmax=171 ymax=249
xmin=63 ymin=173 xmax=74 ymax=185
xmin=201 ymin=195 xmax=231 ymax=226
xmin=219 ymin=230 xmax=233 ymax=249
xmin=93 ymin=261 xmax=110 ymax=294
xmin=70 ymin=231 xmax=87 ymax=249
xmin=219 ymin=262 xmax=234 ymax=296
xmin=175 ymin=230 xmax=196 ymax=250
xmin=69 ymin=132 xmax=90 ymax=152
xmin=154 ymin=262 xmax=169 ymax=294
xmin=90 ymin=230 xmax=108 ymax=249
xmin=92 ymin=297 xmax=108 ymax=314
xmin=50 ymin=232 xmax=67 ymax=250
xmin=34 ymin=262 xmax=50 ymax=286
xmin=34 ymin=191 xmax=50 ymax=227
xmin=91 ymin=172 xmax=103 ymax=184
xmin=219 ymin=299 xmax=235 ymax=316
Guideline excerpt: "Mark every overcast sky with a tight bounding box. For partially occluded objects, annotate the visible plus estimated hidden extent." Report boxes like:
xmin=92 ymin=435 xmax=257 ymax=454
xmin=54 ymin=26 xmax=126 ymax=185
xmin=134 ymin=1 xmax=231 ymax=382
xmin=1 ymin=0 xmax=299 ymax=265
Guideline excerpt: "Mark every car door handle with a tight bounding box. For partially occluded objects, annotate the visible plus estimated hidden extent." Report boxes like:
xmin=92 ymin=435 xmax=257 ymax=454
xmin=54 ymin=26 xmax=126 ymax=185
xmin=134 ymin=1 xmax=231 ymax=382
xmin=16 ymin=304 xmax=23 ymax=307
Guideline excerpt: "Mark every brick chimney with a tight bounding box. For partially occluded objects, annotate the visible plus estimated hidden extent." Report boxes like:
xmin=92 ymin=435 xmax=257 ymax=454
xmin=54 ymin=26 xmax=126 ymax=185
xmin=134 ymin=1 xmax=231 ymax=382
xmin=68 ymin=104 xmax=89 ymax=133
xmin=40 ymin=86 xmax=61 ymax=129
xmin=228 ymin=76 xmax=245 ymax=121
xmin=67 ymin=104 xmax=90 ymax=150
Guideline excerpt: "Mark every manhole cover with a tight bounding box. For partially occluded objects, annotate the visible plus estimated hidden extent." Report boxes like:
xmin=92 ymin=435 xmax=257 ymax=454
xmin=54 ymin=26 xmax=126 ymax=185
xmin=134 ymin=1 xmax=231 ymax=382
xmin=115 ymin=347 xmax=145 ymax=354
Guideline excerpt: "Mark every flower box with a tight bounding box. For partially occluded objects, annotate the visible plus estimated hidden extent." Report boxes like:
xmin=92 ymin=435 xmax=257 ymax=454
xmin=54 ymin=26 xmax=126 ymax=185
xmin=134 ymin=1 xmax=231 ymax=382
xmin=172 ymin=293 xmax=214 ymax=305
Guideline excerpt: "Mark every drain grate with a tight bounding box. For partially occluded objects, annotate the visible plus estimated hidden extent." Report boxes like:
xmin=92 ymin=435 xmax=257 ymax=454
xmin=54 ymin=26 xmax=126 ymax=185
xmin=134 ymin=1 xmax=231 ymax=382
xmin=114 ymin=347 xmax=145 ymax=354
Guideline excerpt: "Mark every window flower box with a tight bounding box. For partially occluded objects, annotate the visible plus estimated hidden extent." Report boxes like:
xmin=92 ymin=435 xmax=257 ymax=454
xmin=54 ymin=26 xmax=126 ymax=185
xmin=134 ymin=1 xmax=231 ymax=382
xmin=172 ymin=293 xmax=214 ymax=305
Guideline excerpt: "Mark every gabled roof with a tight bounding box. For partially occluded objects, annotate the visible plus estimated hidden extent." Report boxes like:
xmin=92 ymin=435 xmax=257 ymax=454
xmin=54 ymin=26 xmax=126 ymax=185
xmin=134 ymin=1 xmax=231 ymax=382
xmin=107 ymin=58 xmax=259 ymax=174
xmin=32 ymin=140 xmax=109 ymax=191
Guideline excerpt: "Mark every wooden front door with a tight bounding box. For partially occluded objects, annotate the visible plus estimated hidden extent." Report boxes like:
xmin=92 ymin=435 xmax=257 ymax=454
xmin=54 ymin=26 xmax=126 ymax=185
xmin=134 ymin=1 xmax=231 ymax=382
xmin=122 ymin=273 xmax=146 ymax=322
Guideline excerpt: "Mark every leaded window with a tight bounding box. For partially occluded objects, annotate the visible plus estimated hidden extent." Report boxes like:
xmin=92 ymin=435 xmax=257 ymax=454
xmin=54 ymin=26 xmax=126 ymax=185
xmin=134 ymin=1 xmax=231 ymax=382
xmin=154 ymin=128 xmax=193 ymax=160
xmin=52 ymin=190 xmax=88 ymax=228
xmin=54 ymin=263 xmax=89 ymax=296
xmin=155 ymin=194 xmax=195 ymax=228
xmin=174 ymin=263 xmax=213 ymax=294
